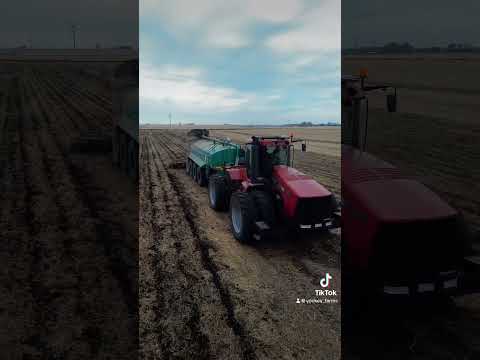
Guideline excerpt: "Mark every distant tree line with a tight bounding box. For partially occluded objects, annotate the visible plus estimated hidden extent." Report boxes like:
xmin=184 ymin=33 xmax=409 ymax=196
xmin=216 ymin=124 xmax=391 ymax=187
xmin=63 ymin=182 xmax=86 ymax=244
xmin=282 ymin=121 xmax=340 ymax=127
xmin=343 ymin=42 xmax=478 ymax=55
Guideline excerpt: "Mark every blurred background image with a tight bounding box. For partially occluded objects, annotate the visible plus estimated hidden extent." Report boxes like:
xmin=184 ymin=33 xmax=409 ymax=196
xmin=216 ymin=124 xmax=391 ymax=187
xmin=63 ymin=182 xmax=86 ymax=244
xmin=342 ymin=1 xmax=480 ymax=359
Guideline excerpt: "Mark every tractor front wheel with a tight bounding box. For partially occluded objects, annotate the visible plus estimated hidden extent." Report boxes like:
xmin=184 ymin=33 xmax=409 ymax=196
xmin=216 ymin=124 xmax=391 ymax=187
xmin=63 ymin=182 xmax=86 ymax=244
xmin=251 ymin=191 xmax=276 ymax=227
xmin=208 ymin=174 xmax=229 ymax=211
xmin=229 ymin=192 xmax=258 ymax=243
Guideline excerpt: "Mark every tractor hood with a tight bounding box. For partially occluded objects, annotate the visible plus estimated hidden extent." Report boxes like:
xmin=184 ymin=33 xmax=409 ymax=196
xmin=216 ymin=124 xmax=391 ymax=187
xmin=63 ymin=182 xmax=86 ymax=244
xmin=342 ymin=145 xmax=457 ymax=222
xmin=274 ymin=165 xmax=331 ymax=198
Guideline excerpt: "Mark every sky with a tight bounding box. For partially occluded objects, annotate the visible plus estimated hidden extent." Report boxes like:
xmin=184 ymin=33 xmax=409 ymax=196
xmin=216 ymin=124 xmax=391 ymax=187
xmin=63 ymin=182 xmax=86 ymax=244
xmin=1 ymin=1 xmax=137 ymax=48
xmin=342 ymin=0 xmax=480 ymax=48
xmin=139 ymin=0 xmax=341 ymax=125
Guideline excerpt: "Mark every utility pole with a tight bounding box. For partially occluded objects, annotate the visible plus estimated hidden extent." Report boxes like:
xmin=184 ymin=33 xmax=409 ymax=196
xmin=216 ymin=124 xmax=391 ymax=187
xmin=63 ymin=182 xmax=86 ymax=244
xmin=71 ymin=25 xmax=77 ymax=49
xmin=169 ymin=113 xmax=172 ymax=128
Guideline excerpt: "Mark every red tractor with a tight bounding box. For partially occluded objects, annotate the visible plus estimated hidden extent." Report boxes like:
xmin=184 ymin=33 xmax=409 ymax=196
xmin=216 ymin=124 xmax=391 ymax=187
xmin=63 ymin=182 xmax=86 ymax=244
xmin=342 ymin=73 xmax=479 ymax=296
xmin=208 ymin=136 xmax=340 ymax=243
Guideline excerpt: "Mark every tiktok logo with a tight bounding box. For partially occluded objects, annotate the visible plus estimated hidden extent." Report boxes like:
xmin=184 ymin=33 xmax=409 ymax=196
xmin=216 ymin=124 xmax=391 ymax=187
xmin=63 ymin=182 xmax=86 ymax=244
xmin=320 ymin=273 xmax=332 ymax=288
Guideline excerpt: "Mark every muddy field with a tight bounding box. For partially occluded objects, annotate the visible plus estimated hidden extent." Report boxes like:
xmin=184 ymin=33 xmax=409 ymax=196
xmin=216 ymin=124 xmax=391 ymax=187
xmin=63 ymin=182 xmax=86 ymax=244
xmin=342 ymin=55 xmax=480 ymax=359
xmin=139 ymin=129 xmax=341 ymax=359
xmin=0 ymin=63 xmax=137 ymax=358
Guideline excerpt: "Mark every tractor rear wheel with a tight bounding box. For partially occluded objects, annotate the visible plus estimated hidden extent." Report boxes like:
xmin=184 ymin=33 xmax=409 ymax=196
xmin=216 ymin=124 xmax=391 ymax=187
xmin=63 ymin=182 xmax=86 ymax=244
xmin=229 ymin=192 xmax=258 ymax=243
xmin=208 ymin=174 xmax=229 ymax=211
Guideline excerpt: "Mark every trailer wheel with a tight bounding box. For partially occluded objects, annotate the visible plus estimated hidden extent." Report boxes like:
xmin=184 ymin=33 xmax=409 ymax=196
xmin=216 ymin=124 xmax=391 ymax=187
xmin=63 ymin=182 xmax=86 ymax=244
xmin=230 ymin=192 xmax=258 ymax=243
xmin=196 ymin=166 xmax=206 ymax=186
xmin=186 ymin=158 xmax=193 ymax=176
xmin=208 ymin=174 xmax=229 ymax=211
xmin=191 ymin=163 xmax=197 ymax=179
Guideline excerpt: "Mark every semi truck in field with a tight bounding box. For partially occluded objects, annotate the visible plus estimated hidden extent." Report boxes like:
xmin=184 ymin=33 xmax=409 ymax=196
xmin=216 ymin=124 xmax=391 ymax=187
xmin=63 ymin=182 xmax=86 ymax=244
xmin=111 ymin=59 xmax=138 ymax=180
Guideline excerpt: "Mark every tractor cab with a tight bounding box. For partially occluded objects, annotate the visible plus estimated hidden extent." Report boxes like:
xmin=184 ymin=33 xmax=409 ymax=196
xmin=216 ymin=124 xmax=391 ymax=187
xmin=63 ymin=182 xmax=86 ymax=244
xmin=245 ymin=136 xmax=292 ymax=181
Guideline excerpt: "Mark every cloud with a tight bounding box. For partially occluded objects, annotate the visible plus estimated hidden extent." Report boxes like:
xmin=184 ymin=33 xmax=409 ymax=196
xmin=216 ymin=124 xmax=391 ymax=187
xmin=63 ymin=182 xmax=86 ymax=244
xmin=245 ymin=0 xmax=304 ymax=23
xmin=203 ymin=19 xmax=250 ymax=48
xmin=140 ymin=63 xmax=252 ymax=112
xmin=139 ymin=0 xmax=340 ymax=125
xmin=141 ymin=0 xmax=305 ymax=49
xmin=266 ymin=0 xmax=340 ymax=53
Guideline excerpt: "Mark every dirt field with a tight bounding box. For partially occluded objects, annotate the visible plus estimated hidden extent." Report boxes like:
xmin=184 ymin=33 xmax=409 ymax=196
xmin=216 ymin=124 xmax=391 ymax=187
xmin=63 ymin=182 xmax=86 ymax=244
xmin=0 ymin=63 xmax=137 ymax=358
xmin=342 ymin=55 xmax=480 ymax=359
xmin=139 ymin=129 xmax=341 ymax=359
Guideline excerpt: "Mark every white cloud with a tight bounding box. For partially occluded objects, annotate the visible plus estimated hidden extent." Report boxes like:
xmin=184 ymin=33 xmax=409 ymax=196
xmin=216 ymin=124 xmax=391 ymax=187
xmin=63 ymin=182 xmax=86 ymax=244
xmin=245 ymin=0 xmax=304 ymax=23
xmin=204 ymin=18 xmax=250 ymax=48
xmin=140 ymin=63 xmax=252 ymax=112
xmin=266 ymin=0 xmax=340 ymax=53
xmin=141 ymin=0 xmax=305 ymax=48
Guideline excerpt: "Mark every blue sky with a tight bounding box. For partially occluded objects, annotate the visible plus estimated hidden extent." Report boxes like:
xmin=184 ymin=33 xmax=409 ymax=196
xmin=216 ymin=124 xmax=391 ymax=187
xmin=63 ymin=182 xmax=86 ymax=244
xmin=140 ymin=0 xmax=340 ymax=125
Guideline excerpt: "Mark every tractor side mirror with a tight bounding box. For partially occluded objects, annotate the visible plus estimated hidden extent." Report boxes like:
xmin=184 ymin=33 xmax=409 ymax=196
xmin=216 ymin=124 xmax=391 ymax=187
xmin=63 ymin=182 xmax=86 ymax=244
xmin=387 ymin=93 xmax=397 ymax=112
xmin=301 ymin=143 xmax=306 ymax=152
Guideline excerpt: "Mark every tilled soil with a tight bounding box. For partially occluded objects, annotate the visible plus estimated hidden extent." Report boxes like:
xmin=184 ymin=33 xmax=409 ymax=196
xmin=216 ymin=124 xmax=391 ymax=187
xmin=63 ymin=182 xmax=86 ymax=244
xmin=140 ymin=129 xmax=341 ymax=359
xmin=0 ymin=64 xmax=137 ymax=359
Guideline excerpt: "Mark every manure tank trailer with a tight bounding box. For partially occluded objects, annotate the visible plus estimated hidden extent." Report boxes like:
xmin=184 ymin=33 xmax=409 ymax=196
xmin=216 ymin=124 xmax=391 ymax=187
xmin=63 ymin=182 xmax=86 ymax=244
xmin=186 ymin=135 xmax=244 ymax=186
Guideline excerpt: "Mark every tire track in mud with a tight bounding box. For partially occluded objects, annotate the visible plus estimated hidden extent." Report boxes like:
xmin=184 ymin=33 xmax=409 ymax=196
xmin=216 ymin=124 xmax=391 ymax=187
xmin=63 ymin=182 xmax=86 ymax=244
xmin=17 ymin=72 xmax=75 ymax=355
xmin=145 ymin=135 xmax=215 ymax=359
xmin=20 ymin=67 xmax=136 ymax=358
xmin=33 ymin=68 xmax=106 ymax=136
xmin=54 ymin=69 xmax=112 ymax=113
xmin=29 ymin=66 xmax=137 ymax=314
xmin=22 ymin=69 xmax=95 ymax=355
xmin=139 ymin=136 xmax=163 ymax=358
xmin=4 ymin=77 xmax=41 ymax=354
xmin=0 ymin=74 xmax=39 ymax=356
xmin=141 ymin=132 xmax=255 ymax=360
xmin=149 ymin=135 xmax=257 ymax=359
xmin=47 ymin=69 xmax=111 ymax=129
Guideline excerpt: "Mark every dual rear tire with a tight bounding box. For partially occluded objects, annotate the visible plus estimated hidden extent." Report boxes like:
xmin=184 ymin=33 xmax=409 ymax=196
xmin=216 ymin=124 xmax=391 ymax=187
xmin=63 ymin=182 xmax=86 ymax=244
xmin=208 ymin=174 xmax=229 ymax=211
xmin=229 ymin=190 xmax=275 ymax=243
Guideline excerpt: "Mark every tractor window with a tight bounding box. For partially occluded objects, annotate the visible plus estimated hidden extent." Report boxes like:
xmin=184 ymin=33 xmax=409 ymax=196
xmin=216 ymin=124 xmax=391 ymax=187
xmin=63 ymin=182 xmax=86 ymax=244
xmin=265 ymin=145 xmax=289 ymax=166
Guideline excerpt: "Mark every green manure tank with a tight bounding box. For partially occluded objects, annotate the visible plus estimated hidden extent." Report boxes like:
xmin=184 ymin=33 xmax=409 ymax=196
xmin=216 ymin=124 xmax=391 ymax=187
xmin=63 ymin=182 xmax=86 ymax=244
xmin=186 ymin=136 xmax=243 ymax=186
